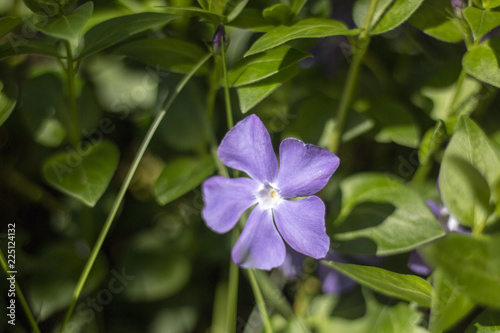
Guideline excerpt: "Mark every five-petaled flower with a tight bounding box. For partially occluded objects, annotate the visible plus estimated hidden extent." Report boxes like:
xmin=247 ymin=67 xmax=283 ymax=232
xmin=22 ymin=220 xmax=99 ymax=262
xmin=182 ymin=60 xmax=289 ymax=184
xmin=201 ymin=115 xmax=339 ymax=270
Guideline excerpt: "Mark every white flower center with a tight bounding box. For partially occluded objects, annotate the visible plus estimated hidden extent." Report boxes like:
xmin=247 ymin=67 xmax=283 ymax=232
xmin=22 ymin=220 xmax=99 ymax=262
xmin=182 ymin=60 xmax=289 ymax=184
xmin=255 ymin=183 xmax=282 ymax=210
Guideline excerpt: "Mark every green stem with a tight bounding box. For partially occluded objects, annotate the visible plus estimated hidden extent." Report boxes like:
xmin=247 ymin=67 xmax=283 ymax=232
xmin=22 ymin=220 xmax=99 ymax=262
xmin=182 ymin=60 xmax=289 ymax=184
xmin=218 ymin=32 xmax=240 ymax=333
xmin=328 ymin=0 xmax=379 ymax=153
xmin=60 ymin=53 xmax=212 ymax=332
xmin=64 ymin=40 xmax=81 ymax=148
xmin=0 ymin=251 xmax=40 ymax=333
xmin=220 ymin=35 xmax=234 ymax=129
xmin=248 ymin=269 xmax=273 ymax=333
xmin=225 ymin=230 xmax=239 ymax=333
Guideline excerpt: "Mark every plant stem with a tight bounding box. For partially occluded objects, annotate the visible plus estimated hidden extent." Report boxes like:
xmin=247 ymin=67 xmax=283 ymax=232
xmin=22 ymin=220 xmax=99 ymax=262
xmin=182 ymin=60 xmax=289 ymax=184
xmin=225 ymin=230 xmax=239 ymax=333
xmin=218 ymin=32 xmax=240 ymax=333
xmin=220 ymin=34 xmax=234 ymax=129
xmin=60 ymin=53 xmax=212 ymax=332
xmin=64 ymin=40 xmax=81 ymax=149
xmin=0 ymin=250 xmax=40 ymax=333
xmin=248 ymin=269 xmax=273 ymax=333
xmin=328 ymin=0 xmax=379 ymax=153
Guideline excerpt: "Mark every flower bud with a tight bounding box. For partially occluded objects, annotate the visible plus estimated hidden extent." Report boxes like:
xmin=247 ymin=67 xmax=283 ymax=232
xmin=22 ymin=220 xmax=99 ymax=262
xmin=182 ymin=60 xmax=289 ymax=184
xmin=212 ymin=24 xmax=226 ymax=54
xmin=451 ymin=0 xmax=467 ymax=10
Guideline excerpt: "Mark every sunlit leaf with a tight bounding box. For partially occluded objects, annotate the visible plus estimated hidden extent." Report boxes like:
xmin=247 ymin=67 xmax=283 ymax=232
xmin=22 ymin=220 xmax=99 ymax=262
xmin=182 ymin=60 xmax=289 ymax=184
xmin=245 ymin=18 xmax=361 ymax=56
xmin=463 ymin=38 xmax=500 ymax=89
xmin=35 ymin=2 xmax=93 ymax=47
xmin=237 ymin=66 xmax=299 ymax=113
xmin=463 ymin=7 xmax=500 ymax=41
xmin=353 ymin=0 xmax=425 ymax=35
xmin=323 ymin=261 xmax=433 ymax=307
xmin=228 ymin=46 xmax=310 ymax=87
xmin=332 ymin=173 xmax=445 ymax=255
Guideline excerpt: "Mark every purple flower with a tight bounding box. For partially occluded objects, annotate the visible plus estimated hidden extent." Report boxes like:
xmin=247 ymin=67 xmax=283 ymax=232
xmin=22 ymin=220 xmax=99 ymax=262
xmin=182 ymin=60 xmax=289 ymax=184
xmin=202 ymin=115 xmax=339 ymax=270
xmin=425 ymin=200 xmax=469 ymax=234
xmin=407 ymin=250 xmax=432 ymax=276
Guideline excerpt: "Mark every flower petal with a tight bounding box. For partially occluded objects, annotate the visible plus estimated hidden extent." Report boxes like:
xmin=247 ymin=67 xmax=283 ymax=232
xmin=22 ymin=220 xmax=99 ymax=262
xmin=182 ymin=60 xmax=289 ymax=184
xmin=407 ymin=250 xmax=432 ymax=276
xmin=276 ymin=138 xmax=339 ymax=198
xmin=202 ymin=176 xmax=259 ymax=233
xmin=274 ymin=196 xmax=330 ymax=259
xmin=218 ymin=114 xmax=278 ymax=184
xmin=232 ymin=206 xmax=285 ymax=270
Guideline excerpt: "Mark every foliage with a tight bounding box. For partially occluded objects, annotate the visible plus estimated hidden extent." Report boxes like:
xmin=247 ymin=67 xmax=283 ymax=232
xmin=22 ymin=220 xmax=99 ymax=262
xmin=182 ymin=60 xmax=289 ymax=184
xmin=1 ymin=0 xmax=500 ymax=332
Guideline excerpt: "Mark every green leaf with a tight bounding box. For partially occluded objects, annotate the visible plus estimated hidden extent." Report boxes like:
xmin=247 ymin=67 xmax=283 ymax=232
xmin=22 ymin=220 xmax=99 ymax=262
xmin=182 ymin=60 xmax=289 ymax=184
xmin=77 ymin=12 xmax=180 ymax=59
xmin=29 ymin=242 xmax=107 ymax=320
xmin=262 ymin=4 xmax=293 ymax=25
xmin=122 ymin=230 xmax=191 ymax=302
xmin=284 ymin=94 xmax=374 ymax=145
xmin=23 ymin=0 xmax=59 ymax=16
xmin=0 ymin=84 xmax=16 ymax=127
xmin=244 ymin=18 xmax=361 ymax=57
xmin=429 ymin=269 xmax=475 ymax=333
xmin=0 ymin=40 xmax=62 ymax=60
xmin=421 ymin=77 xmax=481 ymax=132
xmin=409 ymin=0 xmax=462 ymax=43
xmin=229 ymin=8 xmax=276 ymax=32
xmin=237 ymin=65 xmax=299 ymax=113
xmin=0 ymin=16 xmax=21 ymax=38
xmin=43 ymin=141 xmax=119 ymax=207
xmin=19 ymin=72 xmax=67 ymax=146
xmin=439 ymin=156 xmax=493 ymax=230
xmin=362 ymin=97 xmax=420 ymax=148
xmin=114 ymin=38 xmax=209 ymax=75
xmin=463 ymin=38 xmax=500 ymax=89
xmin=316 ymin=289 xmax=427 ymax=332
xmin=332 ymin=173 xmax=445 ymax=256
xmin=353 ymin=0 xmax=425 ymax=35
xmin=465 ymin=309 xmax=500 ymax=333
xmin=222 ymin=0 xmax=249 ymax=22
xmin=228 ymin=46 xmax=310 ymax=87
xmin=422 ymin=233 xmax=500 ymax=309
xmin=159 ymin=79 xmax=210 ymax=152
xmin=439 ymin=117 xmax=499 ymax=231
xmin=162 ymin=7 xmax=225 ymax=24
xmin=35 ymin=2 xmax=93 ymax=47
xmin=323 ymin=261 xmax=433 ymax=307
xmin=441 ymin=117 xmax=500 ymax=188
xmin=463 ymin=7 xmax=500 ymax=41
xmin=473 ymin=0 xmax=500 ymax=9
xmin=154 ymin=155 xmax=215 ymax=206
xmin=86 ymin=57 xmax=158 ymax=113
xmin=290 ymin=0 xmax=307 ymax=16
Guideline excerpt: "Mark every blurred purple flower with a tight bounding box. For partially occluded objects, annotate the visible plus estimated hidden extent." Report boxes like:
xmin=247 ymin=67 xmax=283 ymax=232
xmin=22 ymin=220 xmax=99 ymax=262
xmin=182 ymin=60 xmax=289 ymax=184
xmin=408 ymin=200 xmax=470 ymax=275
xmin=425 ymin=200 xmax=469 ymax=234
xmin=407 ymin=250 xmax=432 ymax=276
xmin=202 ymin=115 xmax=339 ymax=270
xmin=451 ymin=0 xmax=467 ymax=10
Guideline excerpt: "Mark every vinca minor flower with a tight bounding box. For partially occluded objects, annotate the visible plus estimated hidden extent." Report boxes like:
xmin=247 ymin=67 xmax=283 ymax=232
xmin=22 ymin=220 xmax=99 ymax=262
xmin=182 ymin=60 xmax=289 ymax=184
xmin=202 ymin=115 xmax=339 ymax=270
